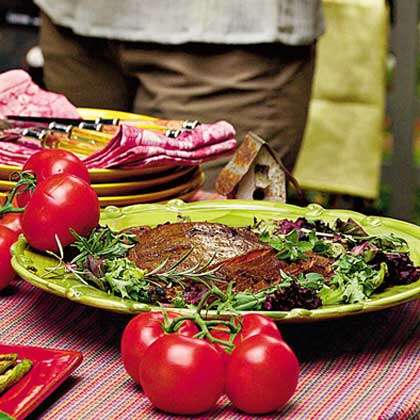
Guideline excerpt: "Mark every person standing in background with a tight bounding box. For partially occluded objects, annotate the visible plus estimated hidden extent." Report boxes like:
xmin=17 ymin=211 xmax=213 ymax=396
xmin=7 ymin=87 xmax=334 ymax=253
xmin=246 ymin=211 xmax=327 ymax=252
xmin=34 ymin=0 xmax=324 ymax=188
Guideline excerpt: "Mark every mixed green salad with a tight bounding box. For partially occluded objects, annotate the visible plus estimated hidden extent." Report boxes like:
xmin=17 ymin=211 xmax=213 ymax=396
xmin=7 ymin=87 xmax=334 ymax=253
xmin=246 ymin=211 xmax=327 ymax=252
xmin=47 ymin=217 xmax=419 ymax=312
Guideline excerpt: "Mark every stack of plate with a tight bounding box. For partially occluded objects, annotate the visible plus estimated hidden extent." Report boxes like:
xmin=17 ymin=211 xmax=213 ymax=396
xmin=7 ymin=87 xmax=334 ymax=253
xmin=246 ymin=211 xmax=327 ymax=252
xmin=0 ymin=163 xmax=204 ymax=207
xmin=1 ymin=108 xmax=206 ymax=206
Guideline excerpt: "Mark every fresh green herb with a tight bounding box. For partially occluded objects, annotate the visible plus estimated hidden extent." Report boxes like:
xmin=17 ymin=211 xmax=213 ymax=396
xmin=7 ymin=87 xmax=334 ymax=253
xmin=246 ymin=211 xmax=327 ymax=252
xmin=259 ymin=230 xmax=307 ymax=261
xmin=364 ymin=234 xmax=409 ymax=253
xmin=46 ymin=217 xmax=417 ymax=312
xmin=100 ymin=258 xmax=149 ymax=300
xmin=71 ymin=226 xmax=137 ymax=265
xmin=297 ymin=272 xmax=325 ymax=291
xmin=143 ymin=249 xmax=223 ymax=289
xmin=211 ymin=281 xmax=292 ymax=312
xmin=319 ymin=254 xmax=387 ymax=305
xmin=53 ymin=227 xmax=225 ymax=304
xmin=258 ymin=229 xmax=336 ymax=261
xmin=172 ymin=291 xmax=187 ymax=308
xmin=196 ymin=271 xmax=323 ymax=312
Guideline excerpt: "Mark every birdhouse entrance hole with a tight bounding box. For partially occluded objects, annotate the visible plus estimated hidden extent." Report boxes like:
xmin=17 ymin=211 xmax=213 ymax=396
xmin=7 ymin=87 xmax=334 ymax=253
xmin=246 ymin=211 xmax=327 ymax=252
xmin=252 ymin=187 xmax=266 ymax=200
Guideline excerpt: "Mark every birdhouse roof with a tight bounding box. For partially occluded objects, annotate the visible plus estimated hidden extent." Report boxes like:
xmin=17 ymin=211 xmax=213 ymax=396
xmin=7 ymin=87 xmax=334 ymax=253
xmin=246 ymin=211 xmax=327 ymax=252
xmin=215 ymin=131 xmax=285 ymax=196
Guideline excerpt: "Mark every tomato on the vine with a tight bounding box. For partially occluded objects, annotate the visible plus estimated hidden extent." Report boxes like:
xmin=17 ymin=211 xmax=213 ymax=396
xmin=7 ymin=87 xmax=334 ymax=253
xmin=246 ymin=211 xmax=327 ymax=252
xmin=207 ymin=314 xmax=282 ymax=356
xmin=140 ymin=335 xmax=225 ymax=415
xmin=226 ymin=334 xmax=299 ymax=414
xmin=17 ymin=149 xmax=90 ymax=207
xmin=121 ymin=311 xmax=199 ymax=384
xmin=0 ymin=213 xmax=23 ymax=234
xmin=208 ymin=323 xmax=231 ymax=341
xmin=21 ymin=174 xmax=100 ymax=252
xmin=0 ymin=196 xmax=23 ymax=234
xmin=206 ymin=323 xmax=232 ymax=364
xmin=233 ymin=313 xmax=282 ymax=347
xmin=0 ymin=226 xmax=18 ymax=290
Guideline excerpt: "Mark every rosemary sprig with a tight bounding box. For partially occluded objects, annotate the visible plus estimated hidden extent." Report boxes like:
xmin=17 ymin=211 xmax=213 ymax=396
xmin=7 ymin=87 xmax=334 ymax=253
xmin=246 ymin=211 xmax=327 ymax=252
xmin=70 ymin=226 xmax=137 ymax=265
xmin=44 ymin=227 xmax=225 ymax=304
xmin=144 ymin=249 xmax=225 ymax=289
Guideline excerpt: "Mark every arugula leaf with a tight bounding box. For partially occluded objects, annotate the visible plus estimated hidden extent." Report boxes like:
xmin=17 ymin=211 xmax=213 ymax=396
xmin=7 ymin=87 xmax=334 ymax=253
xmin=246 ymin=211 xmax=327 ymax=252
xmin=258 ymin=228 xmax=336 ymax=261
xmin=102 ymin=258 xmax=148 ymax=300
xmin=319 ymin=255 xmax=387 ymax=305
xmin=365 ymin=234 xmax=409 ymax=253
xmin=363 ymin=263 xmax=387 ymax=295
xmin=318 ymin=286 xmax=344 ymax=305
xmin=297 ymin=272 xmax=325 ymax=291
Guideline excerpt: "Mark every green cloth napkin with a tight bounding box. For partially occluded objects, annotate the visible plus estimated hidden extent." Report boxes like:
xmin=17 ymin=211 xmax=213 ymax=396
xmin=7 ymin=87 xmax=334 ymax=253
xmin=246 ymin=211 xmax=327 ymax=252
xmin=294 ymin=0 xmax=388 ymax=198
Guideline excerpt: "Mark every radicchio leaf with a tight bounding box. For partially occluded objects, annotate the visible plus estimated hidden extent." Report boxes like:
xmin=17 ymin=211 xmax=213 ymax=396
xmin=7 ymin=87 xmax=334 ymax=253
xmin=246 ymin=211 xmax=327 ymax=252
xmin=274 ymin=218 xmax=306 ymax=235
xmin=87 ymin=255 xmax=105 ymax=278
xmin=263 ymin=280 xmax=322 ymax=311
xmin=183 ymin=283 xmax=208 ymax=305
xmin=351 ymin=241 xmax=379 ymax=262
xmin=373 ymin=252 xmax=420 ymax=285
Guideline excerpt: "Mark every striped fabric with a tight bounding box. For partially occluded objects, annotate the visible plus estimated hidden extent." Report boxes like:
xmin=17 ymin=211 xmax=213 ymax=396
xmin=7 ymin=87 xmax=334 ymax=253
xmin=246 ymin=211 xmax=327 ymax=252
xmin=1 ymin=280 xmax=419 ymax=419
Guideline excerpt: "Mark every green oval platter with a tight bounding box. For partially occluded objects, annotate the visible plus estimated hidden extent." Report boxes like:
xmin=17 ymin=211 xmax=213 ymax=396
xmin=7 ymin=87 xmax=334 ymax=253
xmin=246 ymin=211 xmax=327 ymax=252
xmin=11 ymin=200 xmax=420 ymax=323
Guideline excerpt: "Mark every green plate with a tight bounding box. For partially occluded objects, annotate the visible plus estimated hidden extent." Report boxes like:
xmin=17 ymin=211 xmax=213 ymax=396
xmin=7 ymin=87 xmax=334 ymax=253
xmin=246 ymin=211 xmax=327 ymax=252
xmin=11 ymin=200 xmax=420 ymax=323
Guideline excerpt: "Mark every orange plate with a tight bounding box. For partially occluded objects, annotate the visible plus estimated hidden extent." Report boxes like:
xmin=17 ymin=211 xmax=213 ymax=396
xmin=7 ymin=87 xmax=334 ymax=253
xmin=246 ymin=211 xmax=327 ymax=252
xmin=0 ymin=163 xmax=179 ymax=183
xmin=0 ymin=167 xmax=196 ymax=196
xmin=97 ymin=169 xmax=205 ymax=206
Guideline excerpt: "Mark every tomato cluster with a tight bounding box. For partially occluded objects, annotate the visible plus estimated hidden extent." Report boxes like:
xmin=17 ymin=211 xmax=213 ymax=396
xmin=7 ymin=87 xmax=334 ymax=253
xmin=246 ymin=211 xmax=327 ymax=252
xmin=120 ymin=312 xmax=199 ymax=383
xmin=121 ymin=312 xmax=299 ymax=415
xmin=0 ymin=149 xmax=99 ymax=290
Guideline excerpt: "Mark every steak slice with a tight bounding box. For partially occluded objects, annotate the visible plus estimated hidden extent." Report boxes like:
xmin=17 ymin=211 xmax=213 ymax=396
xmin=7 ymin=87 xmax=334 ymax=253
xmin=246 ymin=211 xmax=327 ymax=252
xmin=126 ymin=222 xmax=283 ymax=290
xmin=219 ymin=248 xmax=283 ymax=292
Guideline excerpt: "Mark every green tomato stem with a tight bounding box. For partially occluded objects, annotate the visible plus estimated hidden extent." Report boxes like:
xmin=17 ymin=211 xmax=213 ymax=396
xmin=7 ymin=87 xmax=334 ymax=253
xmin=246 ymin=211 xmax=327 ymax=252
xmin=165 ymin=311 xmax=241 ymax=353
xmin=0 ymin=171 xmax=36 ymax=216
xmin=192 ymin=313 xmax=235 ymax=352
xmin=165 ymin=315 xmax=193 ymax=333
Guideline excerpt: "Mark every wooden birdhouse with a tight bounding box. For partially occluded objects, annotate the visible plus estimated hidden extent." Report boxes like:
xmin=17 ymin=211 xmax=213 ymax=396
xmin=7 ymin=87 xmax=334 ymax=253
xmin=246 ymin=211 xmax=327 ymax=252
xmin=215 ymin=132 xmax=287 ymax=202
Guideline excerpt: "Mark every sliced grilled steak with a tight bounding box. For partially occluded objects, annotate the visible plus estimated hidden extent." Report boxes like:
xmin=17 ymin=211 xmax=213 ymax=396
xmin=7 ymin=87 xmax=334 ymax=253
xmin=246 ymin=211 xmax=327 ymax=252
xmin=219 ymin=248 xmax=283 ymax=292
xmin=278 ymin=252 xmax=335 ymax=281
xmin=126 ymin=222 xmax=283 ymax=290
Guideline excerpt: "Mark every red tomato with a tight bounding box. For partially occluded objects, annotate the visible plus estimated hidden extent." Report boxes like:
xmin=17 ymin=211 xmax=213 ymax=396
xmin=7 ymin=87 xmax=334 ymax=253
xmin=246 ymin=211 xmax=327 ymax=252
xmin=17 ymin=149 xmax=90 ymax=207
xmin=226 ymin=335 xmax=299 ymax=414
xmin=233 ymin=313 xmax=282 ymax=347
xmin=121 ymin=311 xmax=199 ymax=384
xmin=0 ymin=226 xmax=18 ymax=290
xmin=16 ymin=186 xmax=34 ymax=209
xmin=21 ymin=174 xmax=100 ymax=252
xmin=0 ymin=213 xmax=23 ymax=234
xmin=140 ymin=335 xmax=225 ymax=415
